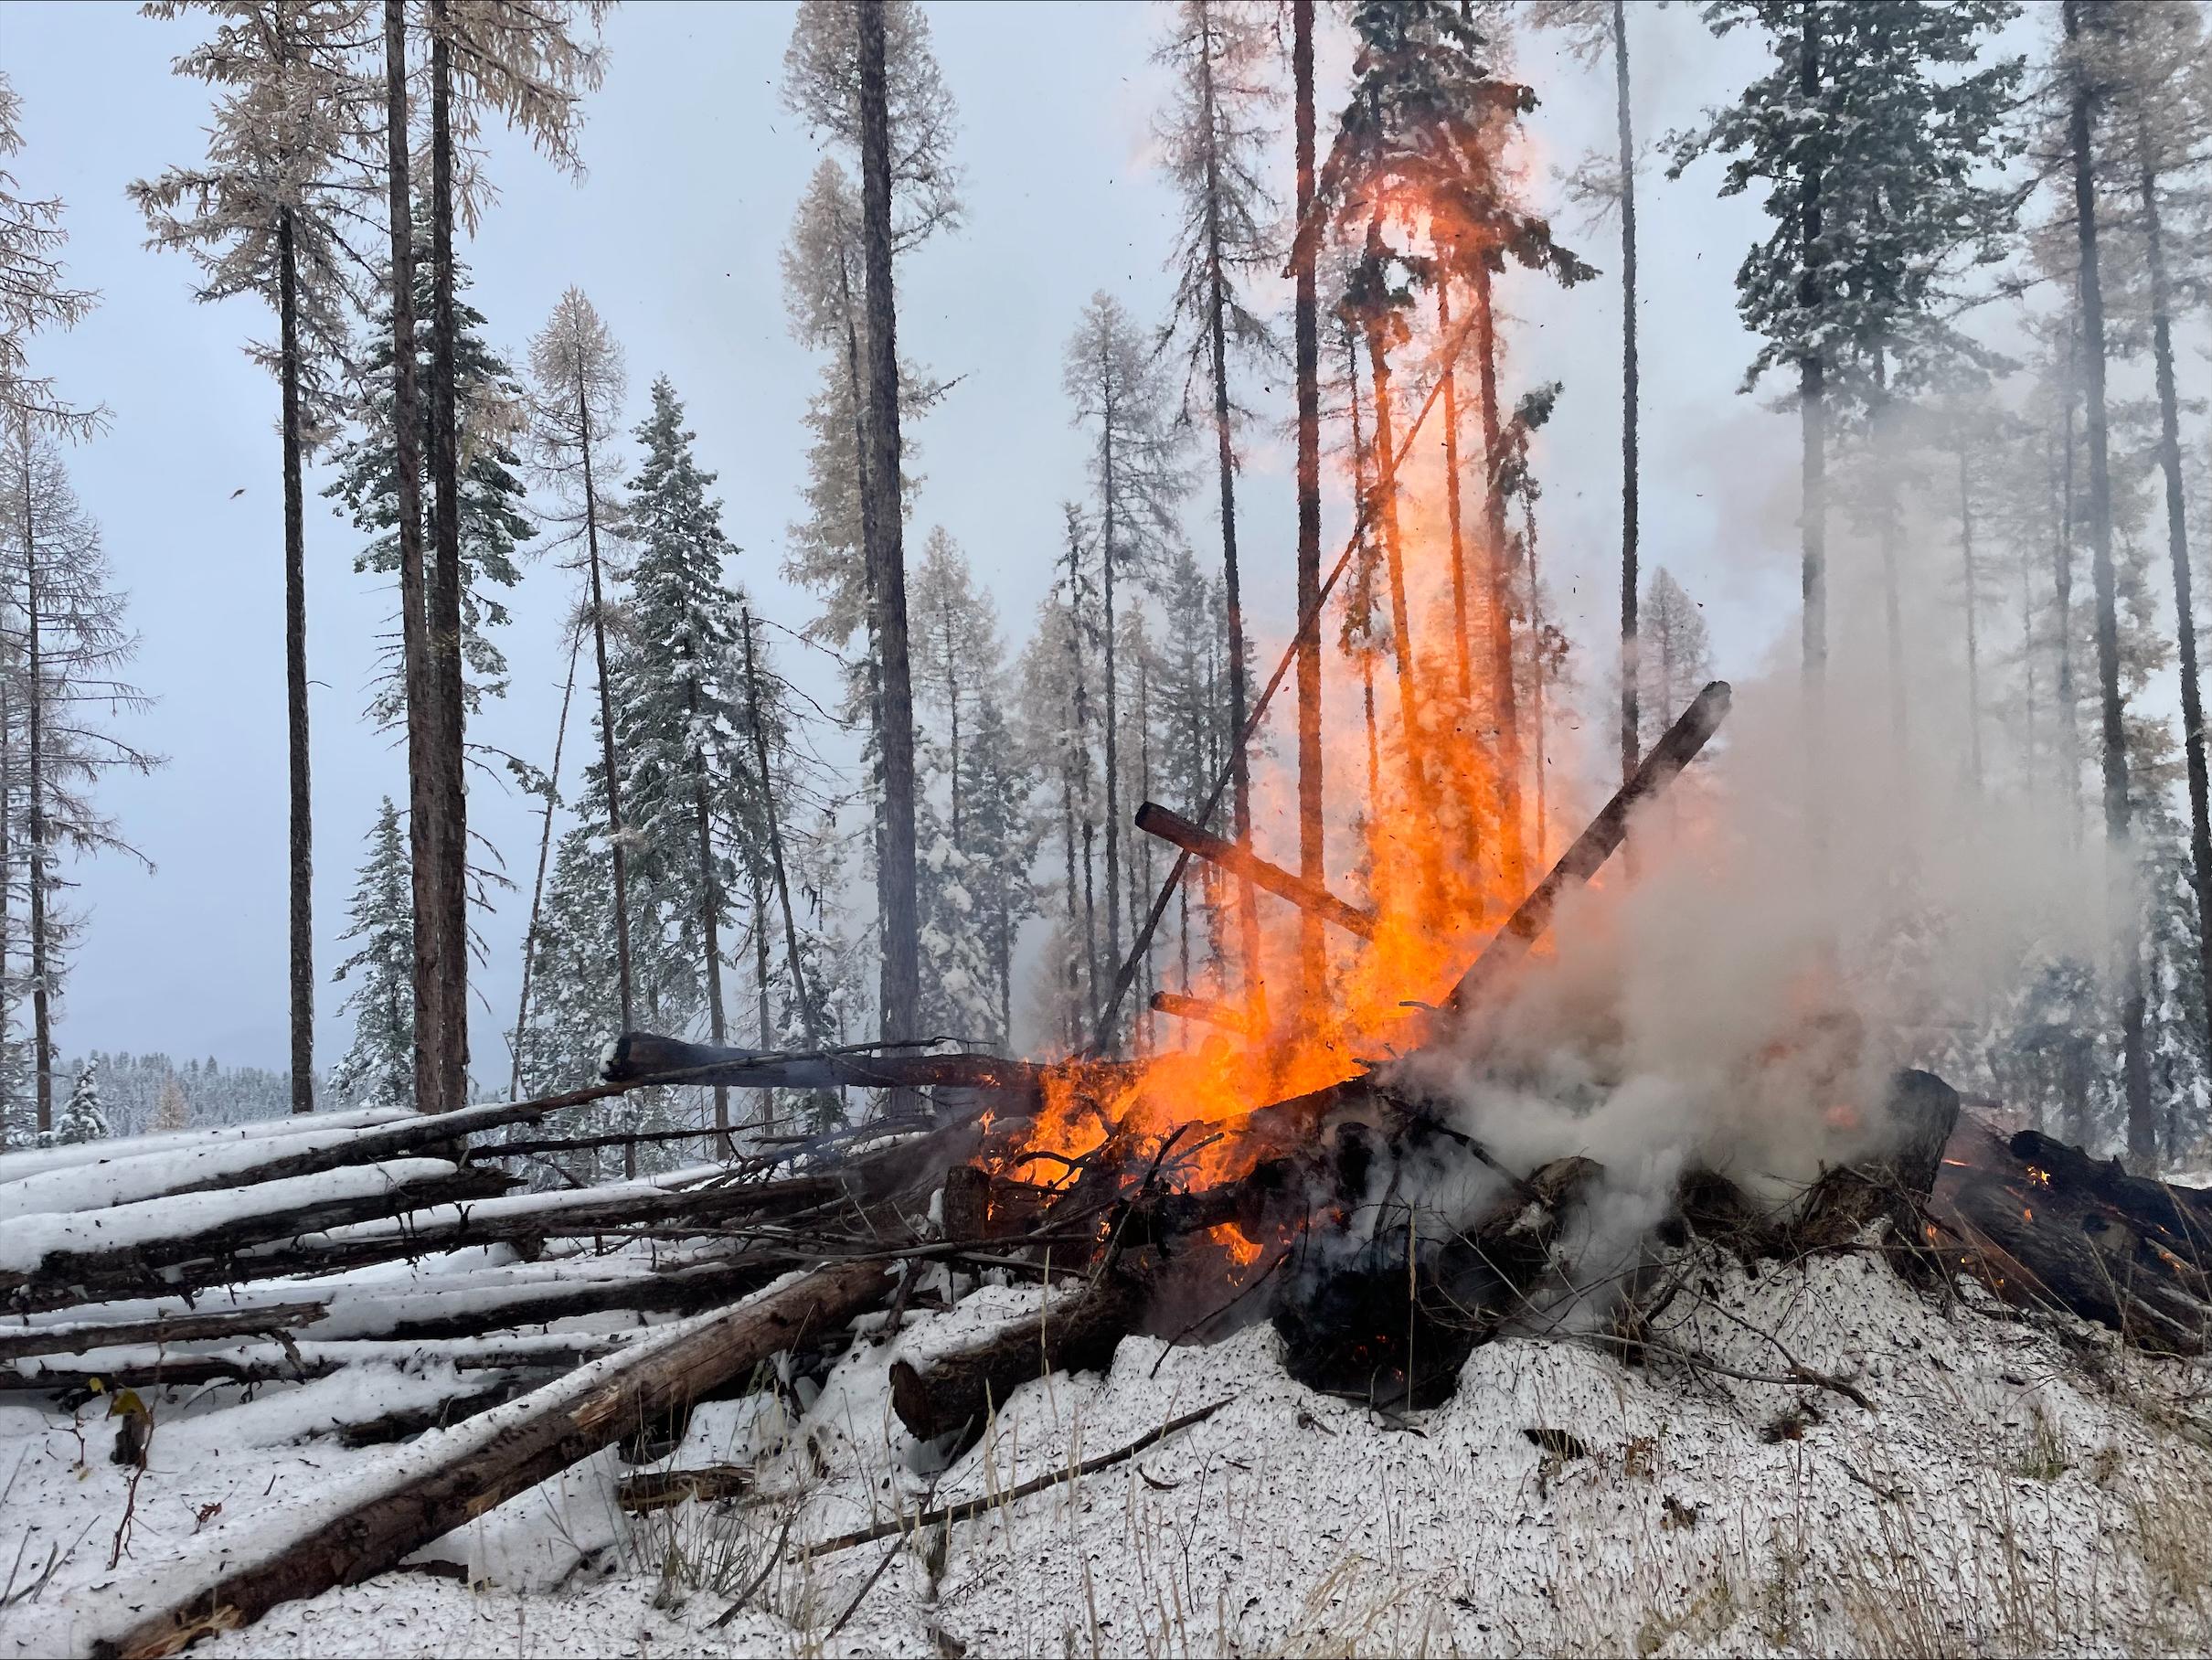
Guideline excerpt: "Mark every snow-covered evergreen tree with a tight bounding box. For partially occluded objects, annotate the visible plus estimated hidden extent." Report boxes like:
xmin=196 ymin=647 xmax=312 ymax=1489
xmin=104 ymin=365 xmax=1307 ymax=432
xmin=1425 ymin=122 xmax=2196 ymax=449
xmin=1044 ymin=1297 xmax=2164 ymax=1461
xmin=55 ymin=1059 xmax=102 ymax=1144
xmin=327 ymin=218 xmax=535 ymax=726
xmin=327 ymin=798 xmax=414 ymax=1112
xmin=1637 ymin=569 xmax=1713 ymax=745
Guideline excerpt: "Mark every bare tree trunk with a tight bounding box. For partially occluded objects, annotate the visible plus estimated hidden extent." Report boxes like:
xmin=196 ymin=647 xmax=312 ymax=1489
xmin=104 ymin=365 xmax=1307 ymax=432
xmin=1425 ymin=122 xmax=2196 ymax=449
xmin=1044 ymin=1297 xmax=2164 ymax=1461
xmin=1875 ymin=350 xmax=1907 ymax=758
xmin=1471 ymin=258 xmax=1523 ymax=891
xmin=1958 ymin=439 xmax=1983 ymax=792
xmin=2142 ymin=155 xmax=2212 ymax=1093
xmin=856 ymin=3 xmax=919 ymax=1070
xmin=1524 ymin=500 xmax=1550 ymax=867
xmin=1292 ymin=0 xmax=1324 ymax=1018
xmin=1361 ymin=278 xmax=1428 ymax=803
xmin=278 ymin=206 xmax=314 ymax=1113
xmin=1099 ymin=398 xmax=1123 ymax=987
xmin=740 ymin=611 xmax=823 ymax=1048
xmin=1614 ymin=0 xmax=1640 ymax=796
xmin=1798 ymin=1 xmax=1828 ymax=814
xmin=2058 ymin=323 xmax=2082 ymax=844
xmin=693 ymin=760 xmax=728 ymax=1157
xmin=423 ymin=0 xmax=469 ymax=1112
xmin=510 ymin=632 xmax=580 ymax=1098
xmin=1439 ymin=282 xmax=1471 ymax=708
xmin=382 ymin=0 xmax=431 ymax=1112
xmin=1196 ymin=15 xmax=1259 ymax=1011
xmin=2067 ymin=0 xmax=2154 ymax=1164
xmin=20 ymin=425 xmax=48 ymax=1137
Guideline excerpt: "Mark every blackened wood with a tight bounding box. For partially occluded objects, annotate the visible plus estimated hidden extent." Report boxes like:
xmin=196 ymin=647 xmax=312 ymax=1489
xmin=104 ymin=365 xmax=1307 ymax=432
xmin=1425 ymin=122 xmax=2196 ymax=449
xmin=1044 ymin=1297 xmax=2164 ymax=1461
xmin=90 ymin=1262 xmax=891 ymax=1660
xmin=604 ymin=1032 xmax=1059 ymax=1108
xmin=1134 ymin=803 xmax=1377 ymax=940
xmin=1149 ymin=990 xmax=1259 ymax=1036
xmin=617 ymin=1464 xmax=754 ymax=1514
xmin=1446 ymin=680 xmax=1729 ymax=1017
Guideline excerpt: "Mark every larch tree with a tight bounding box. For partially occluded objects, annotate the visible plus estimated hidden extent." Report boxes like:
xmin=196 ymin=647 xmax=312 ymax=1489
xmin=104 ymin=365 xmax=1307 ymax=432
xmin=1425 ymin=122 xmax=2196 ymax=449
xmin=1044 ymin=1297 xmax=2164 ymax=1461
xmin=527 ymin=286 xmax=634 ymax=1036
xmin=782 ymin=0 xmax=960 ymax=1059
xmin=1154 ymin=0 xmax=1279 ymax=1006
xmin=133 ymin=0 xmax=381 ymax=1114
xmin=1289 ymin=0 xmax=1324 ymax=1012
xmin=1671 ymin=1 xmax=2021 ymax=782
xmin=328 ymin=796 xmax=414 ymax=1112
xmin=397 ymin=0 xmax=606 ymax=1112
xmin=0 ymin=431 xmax=157 ymax=1136
xmin=613 ymin=378 xmax=750 ymax=1153
xmin=0 ymin=74 xmax=99 ymax=441
xmin=1062 ymin=290 xmax=1186 ymax=1029
xmin=1637 ymin=568 xmax=1713 ymax=748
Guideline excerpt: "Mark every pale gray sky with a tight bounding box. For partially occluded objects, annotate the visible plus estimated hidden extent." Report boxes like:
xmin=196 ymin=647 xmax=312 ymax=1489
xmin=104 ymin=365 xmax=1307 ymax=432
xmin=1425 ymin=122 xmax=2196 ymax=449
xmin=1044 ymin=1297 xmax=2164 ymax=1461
xmin=5 ymin=0 xmax=1911 ymax=1073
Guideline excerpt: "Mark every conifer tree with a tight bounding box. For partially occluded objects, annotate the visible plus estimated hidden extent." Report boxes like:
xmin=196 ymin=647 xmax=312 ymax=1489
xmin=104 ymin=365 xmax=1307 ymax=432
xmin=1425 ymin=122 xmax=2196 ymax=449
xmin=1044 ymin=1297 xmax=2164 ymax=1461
xmin=151 ymin=1074 xmax=192 ymax=1133
xmin=56 ymin=1058 xmax=103 ymax=1144
xmin=1289 ymin=0 xmax=1324 ymax=1012
xmin=615 ymin=377 xmax=750 ymax=1149
xmin=1 ymin=431 xmax=156 ymax=1134
xmin=1062 ymin=293 xmax=1186 ymax=1004
xmin=1637 ymin=569 xmax=1712 ymax=747
xmin=0 ymin=74 xmax=99 ymax=440
xmin=328 ymin=797 xmax=415 ymax=1112
xmin=133 ymin=0 xmax=380 ymax=1112
xmin=329 ymin=228 xmax=534 ymax=728
xmin=1154 ymin=0 xmax=1279 ymax=996
xmin=527 ymin=287 xmax=633 ymax=1033
xmin=1671 ymin=2 xmax=2021 ymax=773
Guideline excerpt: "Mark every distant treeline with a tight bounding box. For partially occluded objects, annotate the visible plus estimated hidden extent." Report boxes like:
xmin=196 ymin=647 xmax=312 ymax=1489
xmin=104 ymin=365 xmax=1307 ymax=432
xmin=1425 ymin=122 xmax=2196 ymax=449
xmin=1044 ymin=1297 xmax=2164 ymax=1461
xmin=66 ymin=1051 xmax=300 ymax=1137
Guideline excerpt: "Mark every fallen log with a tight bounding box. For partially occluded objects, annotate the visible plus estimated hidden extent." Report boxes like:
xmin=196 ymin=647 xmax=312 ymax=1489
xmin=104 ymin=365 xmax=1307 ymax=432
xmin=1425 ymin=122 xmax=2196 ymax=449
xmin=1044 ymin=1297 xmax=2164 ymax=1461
xmin=888 ymin=1271 xmax=1143 ymax=1448
xmin=1149 ymin=991 xmax=1259 ymax=1037
xmin=602 ymin=1032 xmax=1065 ymax=1106
xmin=1133 ymin=802 xmax=1378 ymax=939
xmin=0 ymin=1105 xmax=411 ymax=1191
xmin=0 ymin=1301 xmax=326 ymax=1362
xmin=1 ymin=1332 xmax=642 ymax=1392
xmin=0 ymin=1161 xmax=514 ymax=1314
xmin=83 ymin=1261 xmax=893 ymax=1660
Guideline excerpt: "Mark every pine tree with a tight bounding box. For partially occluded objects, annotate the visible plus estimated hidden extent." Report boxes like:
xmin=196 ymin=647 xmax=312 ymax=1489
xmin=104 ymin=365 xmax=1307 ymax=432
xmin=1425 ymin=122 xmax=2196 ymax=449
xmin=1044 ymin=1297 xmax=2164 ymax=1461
xmin=527 ymin=287 xmax=634 ymax=1033
xmin=56 ymin=1058 xmax=103 ymax=1144
xmin=133 ymin=0 xmax=380 ymax=1114
xmin=1 ymin=430 xmax=157 ymax=1135
xmin=1672 ymin=2 xmax=2021 ymax=772
xmin=1062 ymin=292 xmax=1186 ymax=1016
xmin=329 ymin=226 xmax=534 ymax=728
xmin=328 ymin=797 xmax=415 ymax=1112
xmin=1289 ymin=0 xmax=1324 ymax=1013
xmin=615 ymin=377 xmax=750 ymax=1150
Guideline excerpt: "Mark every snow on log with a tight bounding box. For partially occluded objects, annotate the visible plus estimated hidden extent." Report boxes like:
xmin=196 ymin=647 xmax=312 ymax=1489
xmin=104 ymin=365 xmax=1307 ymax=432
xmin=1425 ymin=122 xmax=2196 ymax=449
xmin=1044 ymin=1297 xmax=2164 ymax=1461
xmin=889 ymin=1272 xmax=1143 ymax=1447
xmin=0 ymin=1160 xmax=512 ymax=1314
xmin=79 ymin=1260 xmax=892 ymax=1660
xmin=0 ymin=1105 xmax=412 ymax=1189
xmin=0 ymin=1301 xmax=326 ymax=1362
xmin=3 ymin=1331 xmax=641 ymax=1392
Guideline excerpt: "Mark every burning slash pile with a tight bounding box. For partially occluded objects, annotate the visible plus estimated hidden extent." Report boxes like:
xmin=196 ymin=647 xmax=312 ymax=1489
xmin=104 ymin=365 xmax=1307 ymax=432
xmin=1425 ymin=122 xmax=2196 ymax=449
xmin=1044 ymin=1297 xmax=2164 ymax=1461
xmin=9 ymin=679 xmax=2212 ymax=1657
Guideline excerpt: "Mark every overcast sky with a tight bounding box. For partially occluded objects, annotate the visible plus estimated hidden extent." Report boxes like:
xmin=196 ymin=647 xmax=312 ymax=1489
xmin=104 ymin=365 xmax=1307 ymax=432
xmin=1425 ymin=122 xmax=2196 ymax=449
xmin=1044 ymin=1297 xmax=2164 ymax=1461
xmin=5 ymin=0 xmax=1975 ymax=1074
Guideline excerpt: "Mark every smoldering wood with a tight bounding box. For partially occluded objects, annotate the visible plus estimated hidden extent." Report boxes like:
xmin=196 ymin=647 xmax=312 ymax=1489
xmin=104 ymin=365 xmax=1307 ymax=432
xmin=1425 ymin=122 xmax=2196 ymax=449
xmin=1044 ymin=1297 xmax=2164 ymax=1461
xmin=88 ymin=1261 xmax=893 ymax=1660
xmin=602 ymin=1032 xmax=1066 ymax=1109
xmin=1446 ymin=679 xmax=1730 ymax=1019
xmin=1133 ymin=802 xmax=1379 ymax=940
xmin=1792 ymin=1069 xmax=1962 ymax=1248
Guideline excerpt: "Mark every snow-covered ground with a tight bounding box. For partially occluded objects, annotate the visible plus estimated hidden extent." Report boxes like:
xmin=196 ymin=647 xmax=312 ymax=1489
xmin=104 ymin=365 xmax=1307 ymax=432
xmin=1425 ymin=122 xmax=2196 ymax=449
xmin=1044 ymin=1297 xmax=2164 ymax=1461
xmin=5 ymin=1246 xmax=2211 ymax=1658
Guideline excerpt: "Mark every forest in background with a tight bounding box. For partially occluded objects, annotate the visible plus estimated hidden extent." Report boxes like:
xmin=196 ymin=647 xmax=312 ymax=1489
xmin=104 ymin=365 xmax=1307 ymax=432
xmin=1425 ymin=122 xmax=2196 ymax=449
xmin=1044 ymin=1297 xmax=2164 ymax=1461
xmin=3 ymin=0 xmax=2212 ymax=1173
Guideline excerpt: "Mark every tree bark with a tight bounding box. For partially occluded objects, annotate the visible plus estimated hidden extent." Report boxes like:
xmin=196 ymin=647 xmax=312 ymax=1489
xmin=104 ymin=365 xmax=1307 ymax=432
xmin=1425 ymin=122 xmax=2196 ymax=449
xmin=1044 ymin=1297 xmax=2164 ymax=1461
xmin=1439 ymin=282 xmax=1471 ymax=712
xmin=89 ymin=1264 xmax=890 ymax=1660
xmin=2067 ymin=0 xmax=2154 ymax=1165
xmin=1798 ymin=0 xmax=1828 ymax=807
xmin=888 ymin=1271 xmax=1140 ymax=1447
xmin=278 ymin=206 xmax=314 ymax=1113
xmin=422 ymin=0 xmax=469 ymax=1112
xmin=1291 ymin=0 xmax=1324 ymax=1018
xmin=741 ymin=611 xmax=824 ymax=1048
xmin=1614 ymin=0 xmax=1640 ymax=796
xmin=19 ymin=423 xmax=48 ymax=1137
xmin=1099 ymin=381 xmax=1124 ymax=989
xmin=2058 ymin=322 xmax=2082 ymax=845
xmin=382 ymin=1 xmax=431 ymax=1121
xmin=2141 ymin=155 xmax=2212 ymax=1091
xmin=1958 ymin=437 xmax=1983 ymax=791
xmin=856 ymin=3 xmax=918 ymax=1074
xmin=1471 ymin=259 xmax=1523 ymax=891
xmin=1196 ymin=11 xmax=1258 ymax=1011
xmin=574 ymin=380 xmax=633 ymax=1035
